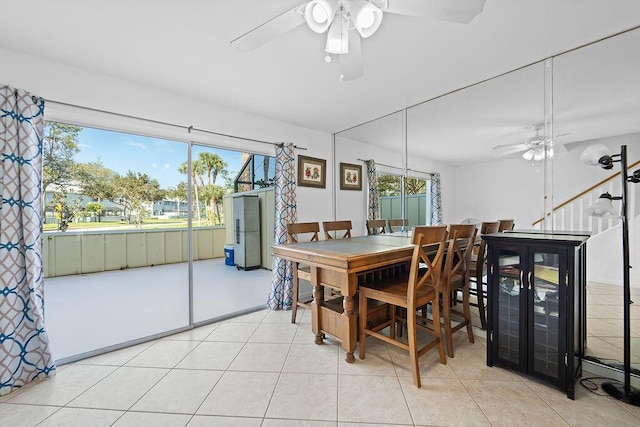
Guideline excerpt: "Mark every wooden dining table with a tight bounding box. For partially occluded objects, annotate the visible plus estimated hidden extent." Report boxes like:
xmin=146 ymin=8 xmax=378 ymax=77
xmin=272 ymin=234 xmax=414 ymax=362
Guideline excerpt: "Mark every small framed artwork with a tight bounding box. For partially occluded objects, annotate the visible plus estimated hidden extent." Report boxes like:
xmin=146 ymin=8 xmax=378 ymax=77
xmin=340 ymin=163 xmax=362 ymax=191
xmin=298 ymin=155 xmax=326 ymax=188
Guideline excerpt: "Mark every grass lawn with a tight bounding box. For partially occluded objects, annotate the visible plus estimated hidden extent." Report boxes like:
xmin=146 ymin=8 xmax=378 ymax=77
xmin=42 ymin=218 xmax=221 ymax=232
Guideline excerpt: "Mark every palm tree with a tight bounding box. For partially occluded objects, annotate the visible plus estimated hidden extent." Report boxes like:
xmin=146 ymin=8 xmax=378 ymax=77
xmin=178 ymin=161 xmax=203 ymax=225
xmin=196 ymin=152 xmax=228 ymax=224
xmin=198 ymin=152 xmax=227 ymax=185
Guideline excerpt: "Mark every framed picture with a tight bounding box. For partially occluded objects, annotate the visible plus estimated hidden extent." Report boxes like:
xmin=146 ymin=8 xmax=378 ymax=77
xmin=298 ymin=155 xmax=326 ymax=188
xmin=340 ymin=163 xmax=362 ymax=191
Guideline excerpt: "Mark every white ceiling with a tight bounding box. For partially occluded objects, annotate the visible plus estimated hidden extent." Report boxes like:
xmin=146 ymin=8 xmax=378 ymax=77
xmin=1 ymin=0 xmax=639 ymax=165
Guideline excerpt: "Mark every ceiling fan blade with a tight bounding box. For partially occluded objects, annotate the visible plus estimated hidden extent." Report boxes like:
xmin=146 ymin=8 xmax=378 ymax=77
xmin=383 ymin=0 xmax=486 ymax=24
xmin=492 ymin=143 xmax=531 ymax=152
xmin=230 ymin=5 xmax=306 ymax=51
xmin=341 ymin=30 xmax=364 ymax=81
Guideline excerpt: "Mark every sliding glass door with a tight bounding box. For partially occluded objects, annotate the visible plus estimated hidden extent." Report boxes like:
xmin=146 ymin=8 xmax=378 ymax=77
xmin=43 ymin=122 xmax=274 ymax=362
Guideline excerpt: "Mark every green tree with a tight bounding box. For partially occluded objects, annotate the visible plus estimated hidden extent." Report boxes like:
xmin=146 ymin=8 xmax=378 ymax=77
xmin=197 ymin=152 xmax=227 ymax=185
xmin=50 ymin=189 xmax=82 ymax=232
xmin=199 ymin=184 xmax=228 ymax=225
xmin=180 ymin=153 xmax=229 ymax=225
xmin=197 ymin=153 xmax=228 ymax=224
xmin=179 ymin=161 xmax=202 ymax=224
xmin=114 ymin=171 xmax=165 ymax=227
xmin=377 ymin=174 xmax=401 ymax=196
xmin=84 ymin=202 xmax=104 ymax=220
xmin=377 ymin=174 xmax=426 ymax=196
xmin=75 ymin=160 xmax=118 ymax=221
xmin=42 ymin=122 xmax=81 ymax=192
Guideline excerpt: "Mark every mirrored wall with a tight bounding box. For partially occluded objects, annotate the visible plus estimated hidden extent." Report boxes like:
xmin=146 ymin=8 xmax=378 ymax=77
xmin=334 ymin=27 xmax=640 ymax=374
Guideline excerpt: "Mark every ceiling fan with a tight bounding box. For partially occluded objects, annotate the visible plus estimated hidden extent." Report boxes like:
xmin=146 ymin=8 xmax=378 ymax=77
xmin=491 ymin=123 xmax=570 ymax=162
xmin=230 ymin=0 xmax=486 ymax=81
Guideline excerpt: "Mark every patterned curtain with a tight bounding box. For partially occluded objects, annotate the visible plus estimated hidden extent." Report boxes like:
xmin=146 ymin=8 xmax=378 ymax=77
xmin=430 ymin=172 xmax=443 ymax=225
xmin=365 ymin=159 xmax=379 ymax=220
xmin=0 ymin=85 xmax=55 ymax=396
xmin=267 ymin=143 xmax=297 ymax=310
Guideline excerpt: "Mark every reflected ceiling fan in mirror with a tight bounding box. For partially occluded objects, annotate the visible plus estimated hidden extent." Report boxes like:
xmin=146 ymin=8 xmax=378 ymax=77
xmin=491 ymin=123 xmax=570 ymax=163
xmin=230 ymin=0 xmax=486 ymax=81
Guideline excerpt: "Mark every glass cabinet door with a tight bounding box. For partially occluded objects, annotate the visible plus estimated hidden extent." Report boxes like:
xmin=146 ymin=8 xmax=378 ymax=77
xmin=496 ymin=247 xmax=523 ymax=365
xmin=530 ymin=250 xmax=563 ymax=378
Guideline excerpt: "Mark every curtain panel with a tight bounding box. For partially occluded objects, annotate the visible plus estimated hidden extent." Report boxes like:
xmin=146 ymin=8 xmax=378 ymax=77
xmin=0 ymin=85 xmax=55 ymax=396
xmin=267 ymin=143 xmax=297 ymax=310
xmin=430 ymin=172 xmax=443 ymax=225
xmin=365 ymin=160 xmax=379 ymax=220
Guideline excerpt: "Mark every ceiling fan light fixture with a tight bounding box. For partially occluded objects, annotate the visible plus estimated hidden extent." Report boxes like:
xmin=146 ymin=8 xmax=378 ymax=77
xmin=325 ymin=14 xmax=349 ymax=54
xmin=533 ymin=146 xmax=545 ymax=161
xmin=304 ymin=0 xmax=338 ymax=33
xmin=522 ymin=149 xmax=535 ymax=161
xmin=350 ymin=0 xmax=383 ymax=38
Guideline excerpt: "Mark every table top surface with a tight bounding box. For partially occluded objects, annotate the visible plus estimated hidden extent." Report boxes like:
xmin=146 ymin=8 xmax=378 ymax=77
xmin=273 ymin=234 xmax=414 ymax=257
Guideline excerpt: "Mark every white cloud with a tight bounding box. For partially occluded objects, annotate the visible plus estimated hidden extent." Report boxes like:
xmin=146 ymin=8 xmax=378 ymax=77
xmin=154 ymin=140 xmax=177 ymax=153
xmin=152 ymin=163 xmax=158 ymax=168
xmin=163 ymin=163 xmax=170 ymax=169
xmin=124 ymin=140 xmax=149 ymax=151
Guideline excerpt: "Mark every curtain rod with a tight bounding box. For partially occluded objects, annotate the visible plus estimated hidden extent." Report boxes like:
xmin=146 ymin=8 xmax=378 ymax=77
xmin=357 ymin=158 xmax=433 ymax=175
xmin=46 ymin=99 xmax=306 ymax=150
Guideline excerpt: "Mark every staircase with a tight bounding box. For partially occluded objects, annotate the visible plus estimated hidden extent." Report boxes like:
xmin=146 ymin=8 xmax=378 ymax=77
xmin=532 ymin=159 xmax=639 ymax=234
xmin=532 ymin=160 xmax=640 ymax=286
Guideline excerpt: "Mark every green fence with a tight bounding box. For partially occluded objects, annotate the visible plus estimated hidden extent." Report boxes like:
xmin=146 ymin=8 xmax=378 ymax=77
xmin=379 ymin=194 xmax=429 ymax=226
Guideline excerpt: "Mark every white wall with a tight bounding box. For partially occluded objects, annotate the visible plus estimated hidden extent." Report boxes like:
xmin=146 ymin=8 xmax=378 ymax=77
xmin=0 ymin=48 xmax=334 ymax=224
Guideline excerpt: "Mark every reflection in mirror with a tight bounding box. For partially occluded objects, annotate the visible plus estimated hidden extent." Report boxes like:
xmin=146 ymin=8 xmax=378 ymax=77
xmin=377 ymin=173 xmax=430 ymax=231
xmin=409 ymin=61 xmax=546 ymax=229
xmin=552 ymin=28 xmax=640 ymax=375
xmin=335 ymin=111 xmax=404 ymax=235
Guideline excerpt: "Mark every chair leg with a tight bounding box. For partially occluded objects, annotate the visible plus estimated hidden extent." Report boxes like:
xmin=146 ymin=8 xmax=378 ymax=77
xmin=462 ymin=285 xmax=475 ymax=344
xmin=442 ymin=291 xmax=454 ymax=358
xmin=391 ymin=306 xmax=397 ymax=339
xmin=476 ymin=280 xmax=487 ymax=330
xmin=431 ymin=300 xmax=447 ymax=365
xmin=358 ymin=291 xmax=368 ymax=360
xmin=291 ymin=273 xmax=299 ymax=324
xmin=407 ymin=309 xmax=421 ymax=388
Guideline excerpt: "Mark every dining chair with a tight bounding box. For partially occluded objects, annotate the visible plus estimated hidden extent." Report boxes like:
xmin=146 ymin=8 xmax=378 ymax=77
xmin=466 ymin=221 xmax=500 ymax=329
xmin=366 ymin=219 xmax=387 ymax=235
xmin=322 ymin=220 xmax=352 ymax=239
xmin=497 ymin=219 xmax=515 ymax=232
xmin=287 ymin=222 xmax=320 ymax=323
xmin=359 ymin=225 xmax=448 ymax=388
xmin=387 ymin=218 xmax=408 ymax=233
xmin=439 ymin=223 xmax=478 ymax=357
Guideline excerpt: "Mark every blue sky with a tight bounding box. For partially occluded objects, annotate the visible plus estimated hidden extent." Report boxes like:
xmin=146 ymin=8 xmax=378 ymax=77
xmin=74 ymin=127 xmax=244 ymax=189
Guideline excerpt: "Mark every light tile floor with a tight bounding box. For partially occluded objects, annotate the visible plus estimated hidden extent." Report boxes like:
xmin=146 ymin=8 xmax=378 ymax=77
xmin=2 ymin=308 xmax=640 ymax=426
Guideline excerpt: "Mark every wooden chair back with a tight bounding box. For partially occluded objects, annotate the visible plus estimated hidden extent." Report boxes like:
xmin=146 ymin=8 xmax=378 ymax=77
xmin=497 ymin=219 xmax=515 ymax=232
xmin=408 ymin=226 xmax=448 ymax=302
xmin=322 ymin=220 xmax=352 ymax=239
xmin=475 ymin=221 xmax=500 ymax=268
xmin=440 ymin=223 xmax=478 ymax=357
xmin=466 ymin=221 xmax=500 ymax=330
xmin=366 ymin=219 xmax=387 ymax=235
xmin=443 ymin=224 xmax=478 ymax=290
xmin=387 ymin=218 xmax=408 ymax=232
xmin=287 ymin=222 xmax=320 ymax=244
